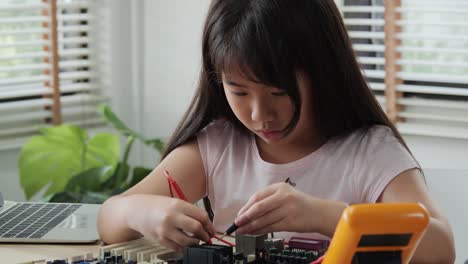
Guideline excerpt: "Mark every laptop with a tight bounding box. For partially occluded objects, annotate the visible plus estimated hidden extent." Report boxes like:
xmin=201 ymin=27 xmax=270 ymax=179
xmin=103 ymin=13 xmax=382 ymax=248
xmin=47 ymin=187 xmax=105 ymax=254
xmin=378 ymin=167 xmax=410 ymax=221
xmin=0 ymin=192 xmax=100 ymax=243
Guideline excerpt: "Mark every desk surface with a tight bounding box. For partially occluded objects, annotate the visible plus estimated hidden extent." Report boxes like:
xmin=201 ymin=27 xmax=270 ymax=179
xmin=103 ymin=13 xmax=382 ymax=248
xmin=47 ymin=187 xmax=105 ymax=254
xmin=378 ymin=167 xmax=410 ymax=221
xmin=1 ymin=242 xmax=101 ymax=263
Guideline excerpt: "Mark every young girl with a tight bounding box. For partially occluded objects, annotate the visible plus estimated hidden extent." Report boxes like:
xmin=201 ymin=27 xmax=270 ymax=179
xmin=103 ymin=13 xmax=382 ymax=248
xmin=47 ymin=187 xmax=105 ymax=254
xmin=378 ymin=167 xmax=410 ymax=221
xmin=98 ymin=0 xmax=455 ymax=262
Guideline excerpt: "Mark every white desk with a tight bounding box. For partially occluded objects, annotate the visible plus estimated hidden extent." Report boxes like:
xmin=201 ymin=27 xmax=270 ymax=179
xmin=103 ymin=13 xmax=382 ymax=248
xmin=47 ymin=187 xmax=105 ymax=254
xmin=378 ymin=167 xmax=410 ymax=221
xmin=0 ymin=243 xmax=101 ymax=263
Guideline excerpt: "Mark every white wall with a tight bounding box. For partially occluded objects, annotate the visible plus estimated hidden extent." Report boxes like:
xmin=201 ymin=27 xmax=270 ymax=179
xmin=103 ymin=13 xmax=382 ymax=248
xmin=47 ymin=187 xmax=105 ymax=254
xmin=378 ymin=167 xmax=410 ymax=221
xmin=425 ymin=169 xmax=468 ymax=263
xmin=141 ymin=0 xmax=211 ymax=166
xmin=405 ymin=135 xmax=468 ymax=170
xmin=0 ymin=149 xmax=24 ymax=201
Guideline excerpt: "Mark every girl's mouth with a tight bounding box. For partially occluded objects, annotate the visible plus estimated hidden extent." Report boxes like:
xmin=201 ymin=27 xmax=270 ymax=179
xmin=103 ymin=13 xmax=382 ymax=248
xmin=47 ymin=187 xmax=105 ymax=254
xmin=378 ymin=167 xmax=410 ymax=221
xmin=258 ymin=130 xmax=283 ymax=140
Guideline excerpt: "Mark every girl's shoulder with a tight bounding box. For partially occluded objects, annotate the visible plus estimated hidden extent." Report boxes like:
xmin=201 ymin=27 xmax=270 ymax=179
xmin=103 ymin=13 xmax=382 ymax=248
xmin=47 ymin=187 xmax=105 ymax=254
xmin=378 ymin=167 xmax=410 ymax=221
xmin=200 ymin=119 xmax=232 ymax=133
xmin=197 ymin=119 xmax=249 ymax=150
xmin=325 ymin=125 xmax=405 ymax=161
xmin=199 ymin=119 xmax=244 ymax=138
xmin=352 ymin=124 xmax=395 ymax=139
xmin=197 ymin=119 xmax=251 ymax=177
xmin=339 ymin=125 xmax=398 ymax=146
xmin=337 ymin=126 xmax=418 ymax=203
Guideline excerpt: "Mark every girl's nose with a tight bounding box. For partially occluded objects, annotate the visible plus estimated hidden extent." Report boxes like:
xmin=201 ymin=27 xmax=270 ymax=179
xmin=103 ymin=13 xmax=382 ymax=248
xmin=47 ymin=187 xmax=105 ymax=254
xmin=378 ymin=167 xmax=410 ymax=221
xmin=251 ymin=98 xmax=275 ymax=123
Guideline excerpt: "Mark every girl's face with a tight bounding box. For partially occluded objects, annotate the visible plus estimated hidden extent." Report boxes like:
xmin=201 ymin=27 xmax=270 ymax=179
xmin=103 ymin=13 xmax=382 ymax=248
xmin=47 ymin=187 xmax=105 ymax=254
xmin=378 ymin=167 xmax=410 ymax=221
xmin=222 ymin=70 xmax=313 ymax=145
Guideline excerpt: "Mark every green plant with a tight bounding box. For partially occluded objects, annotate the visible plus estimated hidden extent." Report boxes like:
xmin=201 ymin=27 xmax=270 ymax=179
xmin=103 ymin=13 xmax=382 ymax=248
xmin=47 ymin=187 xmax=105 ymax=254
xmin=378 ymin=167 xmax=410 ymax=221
xmin=19 ymin=104 xmax=164 ymax=203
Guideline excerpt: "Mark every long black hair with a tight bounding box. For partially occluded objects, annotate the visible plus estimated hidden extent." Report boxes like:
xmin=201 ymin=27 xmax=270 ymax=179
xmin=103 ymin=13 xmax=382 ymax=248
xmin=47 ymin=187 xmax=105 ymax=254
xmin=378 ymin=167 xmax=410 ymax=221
xmin=161 ymin=0 xmax=412 ymax=220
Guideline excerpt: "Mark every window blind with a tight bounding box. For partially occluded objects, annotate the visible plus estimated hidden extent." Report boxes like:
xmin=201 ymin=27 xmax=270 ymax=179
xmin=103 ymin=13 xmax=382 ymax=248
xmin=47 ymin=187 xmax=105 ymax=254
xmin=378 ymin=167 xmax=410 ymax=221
xmin=0 ymin=0 xmax=108 ymax=150
xmin=339 ymin=0 xmax=468 ymax=139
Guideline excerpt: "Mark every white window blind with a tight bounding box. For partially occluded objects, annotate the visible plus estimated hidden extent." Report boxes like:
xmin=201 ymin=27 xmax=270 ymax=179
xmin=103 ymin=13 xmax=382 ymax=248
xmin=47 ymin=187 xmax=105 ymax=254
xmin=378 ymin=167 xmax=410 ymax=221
xmin=338 ymin=0 xmax=468 ymax=139
xmin=0 ymin=0 xmax=109 ymax=150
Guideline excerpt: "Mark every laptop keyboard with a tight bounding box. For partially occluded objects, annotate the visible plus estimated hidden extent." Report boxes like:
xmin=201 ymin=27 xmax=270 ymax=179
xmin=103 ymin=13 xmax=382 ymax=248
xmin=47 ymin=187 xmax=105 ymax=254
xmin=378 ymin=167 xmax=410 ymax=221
xmin=0 ymin=203 xmax=81 ymax=239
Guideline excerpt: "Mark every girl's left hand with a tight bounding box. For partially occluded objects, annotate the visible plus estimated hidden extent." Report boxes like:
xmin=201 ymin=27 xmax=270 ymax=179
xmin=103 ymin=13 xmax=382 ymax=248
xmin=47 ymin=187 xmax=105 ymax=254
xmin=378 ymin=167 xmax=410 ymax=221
xmin=234 ymin=182 xmax=321 ymax=235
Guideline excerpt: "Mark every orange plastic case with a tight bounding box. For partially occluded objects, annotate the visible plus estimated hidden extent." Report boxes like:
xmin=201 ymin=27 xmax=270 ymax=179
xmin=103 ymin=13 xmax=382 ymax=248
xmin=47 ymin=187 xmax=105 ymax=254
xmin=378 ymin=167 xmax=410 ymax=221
xmin=322 ymin=203 xmax=429 ymax=264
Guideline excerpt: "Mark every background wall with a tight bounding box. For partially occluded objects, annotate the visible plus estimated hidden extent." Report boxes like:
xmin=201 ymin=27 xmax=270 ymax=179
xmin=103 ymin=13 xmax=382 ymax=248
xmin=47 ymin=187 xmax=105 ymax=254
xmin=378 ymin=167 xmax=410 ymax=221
xmin=140 ymin=0 xmax=211 ymax=166
xmin=0 ymin=0 xmax=466 ymax=262
xmin=0 ymin=149 xmax=22 ymax=201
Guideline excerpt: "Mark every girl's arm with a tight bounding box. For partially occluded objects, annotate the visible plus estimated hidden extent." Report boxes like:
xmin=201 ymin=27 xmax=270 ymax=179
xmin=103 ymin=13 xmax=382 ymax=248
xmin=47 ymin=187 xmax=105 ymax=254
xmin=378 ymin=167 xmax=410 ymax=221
xmin=97 ymin=140 xmax=215 ymax=248
xmin=378 ymin=169 xmax=456 ymax=264
xmin=310 ymin=169 xmax=455 ymax=264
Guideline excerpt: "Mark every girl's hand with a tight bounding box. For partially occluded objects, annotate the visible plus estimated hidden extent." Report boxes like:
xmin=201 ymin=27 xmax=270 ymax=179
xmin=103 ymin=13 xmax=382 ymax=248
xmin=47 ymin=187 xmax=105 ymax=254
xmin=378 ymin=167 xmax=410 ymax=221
xmin=234 ymin=183 xmax=321 ymax=235
xmin=126 ymin=195 xmax=216 ymax=251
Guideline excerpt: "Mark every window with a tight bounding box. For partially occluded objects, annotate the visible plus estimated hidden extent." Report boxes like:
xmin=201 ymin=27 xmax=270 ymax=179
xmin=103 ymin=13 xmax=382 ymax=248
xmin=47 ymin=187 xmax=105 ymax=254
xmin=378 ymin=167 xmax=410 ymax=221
xmin=0 ymin=0 xmax=109 ymax=150
xmin=338 ymin=0 xmax=468 ymax=139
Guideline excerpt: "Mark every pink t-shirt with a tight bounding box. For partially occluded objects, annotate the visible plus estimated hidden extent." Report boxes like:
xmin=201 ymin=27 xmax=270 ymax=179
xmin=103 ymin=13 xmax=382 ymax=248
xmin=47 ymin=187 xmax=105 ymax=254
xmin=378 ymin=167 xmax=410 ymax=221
xmin=197 ymin=120 xmax=419 ymax=240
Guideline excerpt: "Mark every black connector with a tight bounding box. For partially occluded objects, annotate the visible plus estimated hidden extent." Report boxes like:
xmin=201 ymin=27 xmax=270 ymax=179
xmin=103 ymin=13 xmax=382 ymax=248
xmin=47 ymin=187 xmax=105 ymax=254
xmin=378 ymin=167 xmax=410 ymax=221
xmin=183 ymin=243 xmax=234 ymax=264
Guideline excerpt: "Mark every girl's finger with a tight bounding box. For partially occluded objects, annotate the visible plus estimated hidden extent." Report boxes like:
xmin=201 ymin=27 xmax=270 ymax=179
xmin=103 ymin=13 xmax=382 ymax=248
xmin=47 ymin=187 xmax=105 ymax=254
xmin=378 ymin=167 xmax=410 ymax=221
xmin=159 ymin=236 xmax=183 ymax=251
xmin=247 ymin=219 xmax=285 ymax=235
xmin=167 ymin=228 xmax=200 ymax=247
xmin=236 ymin=205 xmax=287 ymax=234
xmin=235 ymin=190 xmax=283 ymax=226
xmin=237 ymin=184 xmax=278 ymax=217
xmin=181 ymin=202 xmax=216 ymax=235
xmin=174 ymin=214 xmax=212 ymax=243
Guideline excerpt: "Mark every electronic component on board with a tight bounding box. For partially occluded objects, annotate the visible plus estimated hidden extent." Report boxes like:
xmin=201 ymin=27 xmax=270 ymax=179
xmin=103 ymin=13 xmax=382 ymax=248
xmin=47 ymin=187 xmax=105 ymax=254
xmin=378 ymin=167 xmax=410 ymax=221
xmin=235 ymin=234 xmax=268 ymax=256
xmin=183 ymin=243 xmax=233 ymax=264
xmin=268 ymin=248 xmax=318 ymax=263
xmin=263 ymin=237 xmax=285 ymax=252
xmin=288 ymin=236 xmax=329 ymax=256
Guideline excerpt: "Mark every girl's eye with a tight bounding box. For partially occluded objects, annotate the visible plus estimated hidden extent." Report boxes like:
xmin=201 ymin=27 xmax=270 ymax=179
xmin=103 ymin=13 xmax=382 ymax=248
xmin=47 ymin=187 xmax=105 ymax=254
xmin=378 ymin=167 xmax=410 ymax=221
xmin=232 ymin=91 xmax=248 ymax=96
xmin=271 ymin=91 xmax=287 ymax=96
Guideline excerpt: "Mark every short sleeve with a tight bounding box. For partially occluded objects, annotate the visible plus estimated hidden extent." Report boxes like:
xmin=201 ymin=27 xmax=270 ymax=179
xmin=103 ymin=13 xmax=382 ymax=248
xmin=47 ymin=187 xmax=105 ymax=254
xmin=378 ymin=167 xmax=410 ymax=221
xmin=353 ymin=126 xmax=420 ymax=203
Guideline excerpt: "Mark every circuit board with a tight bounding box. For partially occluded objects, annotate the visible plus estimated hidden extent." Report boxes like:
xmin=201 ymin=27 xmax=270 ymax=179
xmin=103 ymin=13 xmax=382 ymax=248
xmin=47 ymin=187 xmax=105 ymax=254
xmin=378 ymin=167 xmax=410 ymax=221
xmin=19 ymin=203 xmax=429 ymax=264
xmin=20 ymin=235 xmax=326 ymax=264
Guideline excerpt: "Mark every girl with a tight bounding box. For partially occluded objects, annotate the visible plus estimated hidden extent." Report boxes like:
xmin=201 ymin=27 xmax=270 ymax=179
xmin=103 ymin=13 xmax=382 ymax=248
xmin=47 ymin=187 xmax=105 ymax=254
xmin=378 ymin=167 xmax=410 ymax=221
xmin=98 ymin=0 xmax=455 ymax=263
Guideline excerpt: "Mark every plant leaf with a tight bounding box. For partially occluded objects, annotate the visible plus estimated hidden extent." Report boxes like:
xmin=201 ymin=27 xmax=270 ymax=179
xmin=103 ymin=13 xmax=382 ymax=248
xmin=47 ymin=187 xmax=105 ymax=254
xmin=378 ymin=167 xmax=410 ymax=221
xmin=48 ymin=191 xmax=109 ymax=204
xmin=101 ymin=162 xmax=130 ymax=190
xmin=144 ymin=138 xmax=165 ymax=154
xmin=19 ymin=125 xmax=119 ymax=200
xmin=115 ymin=162 xmax=131 ymax=189
xmin=80 ymin=191 xmax=110 ymax=204
xmin=101 ymin=104 xmax=163 ymax=152
xmin=109 ymin=188 xmax=127 ymax=196
xmin=19 ymin=125 xmax=86 ymax=200
xmin=128 ymin=167 xmax=153 ymax=188
xmin=86 ymin=133 xmax=120 ymax=170
xmin=65 ymin=166 xmax=114 ymax=193
xmin=100 ymin=105 xmax=138 ymax=137
xmin=49 ymin=192 xmax=83 ymax=203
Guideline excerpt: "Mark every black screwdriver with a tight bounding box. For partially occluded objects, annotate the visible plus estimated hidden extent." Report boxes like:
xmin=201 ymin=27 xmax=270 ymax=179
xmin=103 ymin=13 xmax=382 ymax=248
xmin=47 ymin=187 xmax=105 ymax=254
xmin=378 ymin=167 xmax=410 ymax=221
xmin=219 ymin=178 xmax=294 ymax=239
xmin=219 ymin=222 xmax=238 ymax=240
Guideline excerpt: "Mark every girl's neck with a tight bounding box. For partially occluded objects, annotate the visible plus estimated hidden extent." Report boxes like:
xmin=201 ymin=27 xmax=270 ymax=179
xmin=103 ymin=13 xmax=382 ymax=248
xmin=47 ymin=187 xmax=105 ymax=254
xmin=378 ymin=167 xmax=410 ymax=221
xmin=255 ymin=130 xmax=326 ymax=164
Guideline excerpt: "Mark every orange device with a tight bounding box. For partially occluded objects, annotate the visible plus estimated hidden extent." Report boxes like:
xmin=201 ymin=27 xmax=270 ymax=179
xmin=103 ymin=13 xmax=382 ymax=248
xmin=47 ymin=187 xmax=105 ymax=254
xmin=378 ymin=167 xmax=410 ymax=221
xmin=322 ymin=203 xmax=430 ymax=264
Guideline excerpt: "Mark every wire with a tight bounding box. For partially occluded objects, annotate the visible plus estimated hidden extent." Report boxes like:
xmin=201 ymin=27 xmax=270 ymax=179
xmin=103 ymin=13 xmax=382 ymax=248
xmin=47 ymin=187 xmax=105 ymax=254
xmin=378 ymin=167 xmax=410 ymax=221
xmin=213 ymin=235 xmax=235 ymax=247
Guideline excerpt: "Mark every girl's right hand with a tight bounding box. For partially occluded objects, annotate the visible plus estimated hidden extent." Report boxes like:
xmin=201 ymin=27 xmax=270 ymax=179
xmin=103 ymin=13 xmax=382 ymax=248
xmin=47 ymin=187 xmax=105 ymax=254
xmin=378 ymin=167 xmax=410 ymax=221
xmin=125 ymin=194 xmax=216 ymax=251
